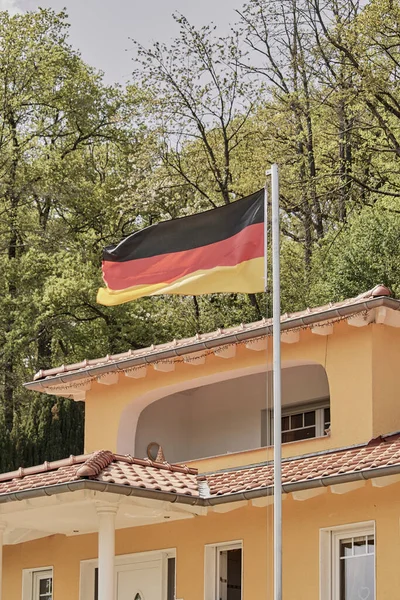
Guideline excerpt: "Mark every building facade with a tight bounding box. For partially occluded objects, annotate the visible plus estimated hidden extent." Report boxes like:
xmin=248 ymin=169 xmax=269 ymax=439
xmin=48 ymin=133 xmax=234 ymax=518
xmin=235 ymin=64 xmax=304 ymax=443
xmin=1 ymin=285 xmax=400 ymax=599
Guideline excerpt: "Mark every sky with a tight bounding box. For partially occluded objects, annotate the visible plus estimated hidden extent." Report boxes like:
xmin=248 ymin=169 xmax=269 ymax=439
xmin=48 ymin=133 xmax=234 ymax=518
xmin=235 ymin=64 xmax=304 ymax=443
xmin=1 ymin=0 xmax=243 ymax=84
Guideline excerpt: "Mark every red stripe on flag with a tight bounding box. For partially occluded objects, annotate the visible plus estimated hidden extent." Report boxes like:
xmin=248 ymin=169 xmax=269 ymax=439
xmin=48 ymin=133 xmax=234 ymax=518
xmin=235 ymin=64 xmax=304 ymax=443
xmin=103 ymin=222 xmax=264 ymax=291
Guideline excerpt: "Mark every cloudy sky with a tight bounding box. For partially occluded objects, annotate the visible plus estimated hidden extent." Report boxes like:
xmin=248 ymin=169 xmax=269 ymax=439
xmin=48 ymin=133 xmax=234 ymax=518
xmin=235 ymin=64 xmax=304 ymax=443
xmin=2 ymin=0 xmax=242 ymax=83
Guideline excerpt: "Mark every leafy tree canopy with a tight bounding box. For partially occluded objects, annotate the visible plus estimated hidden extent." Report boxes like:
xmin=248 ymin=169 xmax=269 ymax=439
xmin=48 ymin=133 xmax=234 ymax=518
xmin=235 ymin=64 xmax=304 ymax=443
xmin=0 ymin=1 xmax=399 ymax=468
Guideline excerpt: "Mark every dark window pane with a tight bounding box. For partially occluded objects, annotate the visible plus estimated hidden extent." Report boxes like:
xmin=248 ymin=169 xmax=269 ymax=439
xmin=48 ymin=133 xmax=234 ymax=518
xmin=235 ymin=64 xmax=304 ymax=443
xmin=227 ymin=549 xmax=242 ymax=600
xmin=324 ymin=408 xmax=331 ymax=427
xmin=39 ymin=578 xmax=52 ymax=594
xmin=291 ymin=413 xmax=303 ymax=429
xmin=94 ymin=568 xmax=98 ymax=600
xmin=294 ymin=426 xmax=315 ymax=440
xmin=282 ymin=416 xmax=290 ymax=431
xmin=282 ymin=426 xmax=315 ymax=443
xmin=282 ymin=430 xmax=296 ymax=443
xmin=167 ymin=557 xmax=176 ymax=600
xmin=304 ymin=411 xmax=316 ymax=426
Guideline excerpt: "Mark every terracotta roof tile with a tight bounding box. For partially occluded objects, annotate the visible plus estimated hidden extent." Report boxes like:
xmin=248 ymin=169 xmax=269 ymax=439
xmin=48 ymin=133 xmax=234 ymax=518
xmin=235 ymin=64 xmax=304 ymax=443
xmin=0 ymin=451 xmax=199 ymax=498
xmin=1 ymin=432 xmax=400 ymax=502
xmin=206 ymin=433 xmax=400 ymax=497
xmin=27 ymin=285 xmax=396 ymax=388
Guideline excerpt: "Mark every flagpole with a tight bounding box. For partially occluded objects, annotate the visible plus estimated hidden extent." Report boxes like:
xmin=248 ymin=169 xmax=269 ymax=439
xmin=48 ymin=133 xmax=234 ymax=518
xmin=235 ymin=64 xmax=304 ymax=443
xmin=271 ymin=163 xmax=282 ymax=600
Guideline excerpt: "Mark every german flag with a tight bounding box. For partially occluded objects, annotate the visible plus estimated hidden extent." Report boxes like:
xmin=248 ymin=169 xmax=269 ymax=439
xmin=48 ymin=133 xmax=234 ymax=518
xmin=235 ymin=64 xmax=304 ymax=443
xmin=97 ymin=190 xmax=264 ymax=305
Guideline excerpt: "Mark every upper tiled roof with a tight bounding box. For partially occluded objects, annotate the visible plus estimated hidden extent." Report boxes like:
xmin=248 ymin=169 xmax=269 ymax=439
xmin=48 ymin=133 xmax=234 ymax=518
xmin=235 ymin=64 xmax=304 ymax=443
xmin=2 ymin=433 xmax=400 ymax=504
xmin=26 ymin=285 xmax=398 ymax=390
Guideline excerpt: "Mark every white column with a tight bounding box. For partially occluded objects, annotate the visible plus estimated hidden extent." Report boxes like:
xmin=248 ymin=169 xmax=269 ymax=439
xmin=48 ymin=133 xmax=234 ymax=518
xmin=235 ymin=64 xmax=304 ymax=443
xmin=0 ymin=523 xmax=6 ymax=600
xmin=97 ymin=505 xmax=117 ymax=600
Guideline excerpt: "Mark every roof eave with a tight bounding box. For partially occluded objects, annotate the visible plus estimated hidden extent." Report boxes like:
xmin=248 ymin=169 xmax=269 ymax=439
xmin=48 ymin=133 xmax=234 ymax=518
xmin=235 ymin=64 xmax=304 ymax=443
xmin=204 ymin=461 xmax=400 ymax=505
xmin=1 ymin=461 xmax=399 ymax=507
xmin=24 ymin=296 xmax=400 ymax=393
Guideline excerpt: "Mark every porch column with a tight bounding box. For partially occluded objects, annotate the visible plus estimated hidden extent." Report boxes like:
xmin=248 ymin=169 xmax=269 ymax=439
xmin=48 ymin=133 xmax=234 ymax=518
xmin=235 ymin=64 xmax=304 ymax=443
xmin=97 ymin=504 xmax=118 ymax=600
xmin=0 ymin=522 xmax=6 ymax=600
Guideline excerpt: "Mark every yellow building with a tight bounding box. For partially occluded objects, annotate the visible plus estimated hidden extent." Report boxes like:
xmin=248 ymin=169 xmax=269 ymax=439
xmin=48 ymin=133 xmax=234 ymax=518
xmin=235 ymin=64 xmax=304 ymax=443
xmin=1 ymin=284 xmax=400 ymax=600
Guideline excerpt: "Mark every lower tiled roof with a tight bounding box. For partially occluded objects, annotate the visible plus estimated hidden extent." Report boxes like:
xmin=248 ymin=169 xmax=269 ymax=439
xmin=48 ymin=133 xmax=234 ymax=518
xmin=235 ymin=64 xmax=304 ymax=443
xmin=206 ymin=433 xmax=400 ymax=496
xmin=1 ymin=433 xmax=400 ymax=503
xmin=0 ymin=450 xmax=199 ymax=498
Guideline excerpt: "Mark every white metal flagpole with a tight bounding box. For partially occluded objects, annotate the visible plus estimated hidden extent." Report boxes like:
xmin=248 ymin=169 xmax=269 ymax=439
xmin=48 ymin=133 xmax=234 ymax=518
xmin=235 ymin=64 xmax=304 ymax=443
xmin=271 ymin=163 xmax=282 ymax=600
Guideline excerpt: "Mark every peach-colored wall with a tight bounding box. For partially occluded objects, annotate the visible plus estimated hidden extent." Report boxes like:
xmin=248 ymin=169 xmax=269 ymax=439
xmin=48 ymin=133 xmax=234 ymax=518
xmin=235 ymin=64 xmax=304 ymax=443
xmin=84 ymin=321 xmax=378 ymax=470
xmin=3 ymin=481 xmax=400 ymax=599
xmin=372 ymin=324 xmax=400 ymax=437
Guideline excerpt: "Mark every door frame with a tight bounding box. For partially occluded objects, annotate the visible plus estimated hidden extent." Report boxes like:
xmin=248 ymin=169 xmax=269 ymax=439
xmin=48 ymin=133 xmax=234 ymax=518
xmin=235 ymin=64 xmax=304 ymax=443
xmin=79 ymin=548 xmax=176 ymax=600
xmin=204 ymin=540 xmax=243 ymax=600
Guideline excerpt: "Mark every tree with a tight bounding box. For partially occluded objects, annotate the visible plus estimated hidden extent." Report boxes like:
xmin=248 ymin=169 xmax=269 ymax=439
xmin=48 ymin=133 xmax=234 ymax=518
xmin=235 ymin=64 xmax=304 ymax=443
xmin=309 ymin=201 xmax=400 ymax=304
xmin=0 ymin=8 xmax=136 ymax=465
xmin=133 ymin=14 xmax=260 ymax=209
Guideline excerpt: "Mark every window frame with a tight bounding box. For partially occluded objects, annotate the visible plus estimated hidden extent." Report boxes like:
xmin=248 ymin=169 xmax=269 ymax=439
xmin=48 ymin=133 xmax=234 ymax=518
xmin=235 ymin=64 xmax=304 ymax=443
xmin=262 ymin=397 xmax=330 ymax=446
xmin=22 ymin=567 xmax=53 ymax=600
xmin=320 ymin=521 xmax=375 ymax=600
xmin=204 ymin=540 xmax=243 ymax=600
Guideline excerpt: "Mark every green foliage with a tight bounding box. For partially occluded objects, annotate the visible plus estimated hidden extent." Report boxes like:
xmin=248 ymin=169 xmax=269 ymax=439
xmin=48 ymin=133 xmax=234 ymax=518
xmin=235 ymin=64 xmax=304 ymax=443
xmin=310 ymin=204 xmax=400 ymax=304
xmin=0 ymin=1 xmax=399 ymax=470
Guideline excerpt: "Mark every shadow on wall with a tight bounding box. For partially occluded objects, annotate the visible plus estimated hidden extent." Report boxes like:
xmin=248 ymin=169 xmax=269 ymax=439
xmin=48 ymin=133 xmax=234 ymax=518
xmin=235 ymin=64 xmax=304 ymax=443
xmin=126 ymin=364 xmax=330 ymax=463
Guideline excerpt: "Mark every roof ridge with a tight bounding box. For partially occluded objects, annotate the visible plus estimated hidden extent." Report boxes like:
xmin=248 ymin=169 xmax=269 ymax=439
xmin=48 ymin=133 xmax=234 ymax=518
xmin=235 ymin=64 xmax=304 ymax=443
xmin=76 ymin=450 xmax=114 ymax=478
xmin=0 ymin=453 xmax=90 ymax=483
xmin=112 ymin=453 xmax=198 ymax=475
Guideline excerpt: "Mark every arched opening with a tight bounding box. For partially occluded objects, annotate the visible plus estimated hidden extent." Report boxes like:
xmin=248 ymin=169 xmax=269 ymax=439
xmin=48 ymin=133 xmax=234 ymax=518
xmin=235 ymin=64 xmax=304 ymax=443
xmin=133 ymin=363 xmax=330 ymax=463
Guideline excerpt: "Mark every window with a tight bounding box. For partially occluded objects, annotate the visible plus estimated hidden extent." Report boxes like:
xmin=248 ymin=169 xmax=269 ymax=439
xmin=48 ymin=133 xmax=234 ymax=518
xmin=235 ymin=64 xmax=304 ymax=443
xmin=205 ymin=542 xmax=242 ymax=600
xmin=321 ymin=522 xmax=375 ymax=600
xmin=33 ymin=571 xmax=53 ymax=600
xmin=22 ymin=569 xmax=53 ymax=600
xmin=262 ymin=400 xmax=330 ymax=445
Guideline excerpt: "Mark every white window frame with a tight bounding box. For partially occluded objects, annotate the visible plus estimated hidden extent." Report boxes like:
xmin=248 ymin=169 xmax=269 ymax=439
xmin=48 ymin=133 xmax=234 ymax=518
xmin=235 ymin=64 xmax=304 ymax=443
xmin=320 ymin=521 xmax=375 ymax=600
xmin=22 ymin=567 xmax=53 ymax=600
xmin=79 ymin=548 xmax=176 ymax=600
xmin=204 ymin=540 xmax=243 ymax=600
xmin=262 ymin=398 xmax=330 ymax=446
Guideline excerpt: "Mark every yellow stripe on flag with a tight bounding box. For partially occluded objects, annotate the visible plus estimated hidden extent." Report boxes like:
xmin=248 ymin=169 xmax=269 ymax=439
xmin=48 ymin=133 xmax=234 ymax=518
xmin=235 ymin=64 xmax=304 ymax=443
xmin=97 ymin=257 xmax=264 ymax=306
